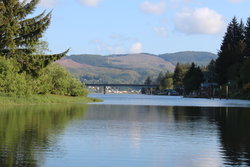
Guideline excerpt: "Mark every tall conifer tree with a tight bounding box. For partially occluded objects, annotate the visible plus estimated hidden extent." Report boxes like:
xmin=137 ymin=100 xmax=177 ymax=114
xmin=245 ymin=17 xmax=250 ymax=58
xmin=215 ymin=17 xmax=245 ymax=85
xmin=183 ymin=63 xmax=204 ymax=94
xmin=0 ymin=0 xmax=68 ymax=76
xmin=173 ymin=62 xmax=185 ymax=89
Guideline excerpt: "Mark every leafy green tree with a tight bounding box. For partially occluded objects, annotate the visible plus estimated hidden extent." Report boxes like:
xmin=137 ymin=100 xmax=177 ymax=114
xmin=41 ymin=64 xmax=87 ymax=96
xmin=215 ymin=17 xmax=245 ymax=85
xmin=160 ymin=73 xmax=173 ymax=90
xmin=0 ymin=0 xmax=68 ymax=76
xmin=183 ymin=63 xmax=204 ymax=94
xmin=0 ymin=57 xmax=29 ymax=96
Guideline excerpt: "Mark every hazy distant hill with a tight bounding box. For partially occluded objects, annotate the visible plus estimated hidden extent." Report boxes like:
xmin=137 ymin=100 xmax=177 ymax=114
xmin=57 ymin=51 xmax=216 ymax=84
xmin=159 ymin=51 xmax=217 ymax=66
xmin=58 ymin=53 xmax=175 ymax=84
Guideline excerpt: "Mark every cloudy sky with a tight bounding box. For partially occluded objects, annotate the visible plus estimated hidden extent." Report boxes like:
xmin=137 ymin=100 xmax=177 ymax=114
xmin=31 ymin=0 xmax=250 ymax=55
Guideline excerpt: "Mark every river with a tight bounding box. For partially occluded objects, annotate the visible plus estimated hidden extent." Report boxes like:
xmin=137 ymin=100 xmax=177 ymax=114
xmin=0 ymin=94 xmax=250 ymax=167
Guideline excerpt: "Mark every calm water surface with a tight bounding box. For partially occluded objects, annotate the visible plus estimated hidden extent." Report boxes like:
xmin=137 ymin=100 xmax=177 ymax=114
xmin=0 ymin=94 xmax=250 ymax=167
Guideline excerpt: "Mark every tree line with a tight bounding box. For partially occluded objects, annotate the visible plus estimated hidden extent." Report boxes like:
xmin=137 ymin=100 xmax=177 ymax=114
xmin=144 ymin=16 xmax=250 ymax=99
xmin=0 ymin=0 xmax=87 ymax=97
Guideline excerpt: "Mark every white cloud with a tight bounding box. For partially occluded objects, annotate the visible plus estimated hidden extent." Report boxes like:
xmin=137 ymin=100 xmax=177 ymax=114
xmin=174 ymin=8 xmax=225 ymax=35
xmin=228 ymin=0 xmax=245 ymax=3
xmin=78 ymin=0 xmax=102 ymax=7
xmin=140 ymin=1 xmax=166 ymax=15
xmin=130 ymin=42 xmax=143 ymax=53
xmin=153 ymin=27 xmax=167 ymax=37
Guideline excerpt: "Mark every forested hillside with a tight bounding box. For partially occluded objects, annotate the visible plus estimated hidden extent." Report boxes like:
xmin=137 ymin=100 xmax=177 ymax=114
xmin=159 ymin=51 xmax=217 ymax=66
xmin=58 ymin=52 xmax=216 ymax=84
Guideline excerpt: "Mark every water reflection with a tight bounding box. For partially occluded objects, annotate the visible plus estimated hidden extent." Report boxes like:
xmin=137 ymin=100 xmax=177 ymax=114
xmin=85 ymin=105 xmax=250 ymax=167
xmin=0 ymin=105 xmax=88 ymax=167
xmin=0 ymin=104 xmax=250 ymax=167
xmin=214 ymin=108 xmax=250 ymax=166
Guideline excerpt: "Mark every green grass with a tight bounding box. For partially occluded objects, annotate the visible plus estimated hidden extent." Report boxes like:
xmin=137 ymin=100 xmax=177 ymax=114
xmin=0 ymin=94 xmax=102 ymax=106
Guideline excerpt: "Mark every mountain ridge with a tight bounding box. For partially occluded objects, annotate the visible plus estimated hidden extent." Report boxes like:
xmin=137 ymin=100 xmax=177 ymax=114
xmin=57 ymin=51 xmax=217 ymax=84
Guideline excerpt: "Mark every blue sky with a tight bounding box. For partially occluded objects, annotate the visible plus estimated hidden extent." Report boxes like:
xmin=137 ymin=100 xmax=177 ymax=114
xmin=30 ymin=0 xmax=250 ymax=55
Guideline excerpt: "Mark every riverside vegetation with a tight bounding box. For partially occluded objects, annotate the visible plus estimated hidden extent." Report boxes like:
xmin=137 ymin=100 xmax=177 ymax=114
xmin=0 ymin=0 xmax=98 ymax=104
xmin=146 ymin=16 xmax=250 ymax=99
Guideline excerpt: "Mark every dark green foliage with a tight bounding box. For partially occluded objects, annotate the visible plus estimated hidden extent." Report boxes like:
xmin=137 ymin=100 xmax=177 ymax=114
xmin=17 ymin=50 xmax=69 ymax=76
xmin=0 ymin=0 xmax=67 ymax=76
xmin=215 ymin=17 xmax=245 ymax=85
xmin=0 ymin=0 xmax=48 ymax=54
xmin=245 ymin=17 xmax=250 ymax=58
xmin=0 ymin=1 xmax=84 ymax=97
xmin=173 ymin=63 xmax=185 ymax=89
xmin=214 ymin=16 xmax=250 ymax=99
xmin=183 ymin=63 xmax=204 ymax=94
xmin=204 ymin=60 xmax=216 ymax=83
xmin=240 ymin=57 xmax=250 ymax=84
xmin=144 ymin=76 xmax=152 ymax=85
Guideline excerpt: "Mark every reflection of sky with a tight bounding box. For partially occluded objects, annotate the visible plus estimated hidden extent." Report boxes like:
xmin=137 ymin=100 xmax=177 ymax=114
xmin=89 ymin=94 xmax=250 ymax=108
xmin=43 ymin=104 xmax=226 ymax=167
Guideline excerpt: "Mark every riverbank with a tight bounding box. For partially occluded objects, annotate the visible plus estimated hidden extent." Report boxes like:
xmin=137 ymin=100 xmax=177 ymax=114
xmin=0 ymin=94 xmax=102 ymax=106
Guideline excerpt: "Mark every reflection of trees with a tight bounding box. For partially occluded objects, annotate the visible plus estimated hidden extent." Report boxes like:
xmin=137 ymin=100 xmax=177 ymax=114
xmin=171 ymin=106 xmax=250 ymax=166
xmin=172 ymin=106 xmax=218 ymax=123
xmin=0 ymin=104 xmax=88 ymax=167
xmin=214 ymin=107 xmax=250 ymax=166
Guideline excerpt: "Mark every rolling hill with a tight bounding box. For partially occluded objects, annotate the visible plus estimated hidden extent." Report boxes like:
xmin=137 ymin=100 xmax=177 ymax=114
xmin=57 ymin=51 xmax=217 ymax=84
xmin=159 ymin=51 xmax=217 ymax=66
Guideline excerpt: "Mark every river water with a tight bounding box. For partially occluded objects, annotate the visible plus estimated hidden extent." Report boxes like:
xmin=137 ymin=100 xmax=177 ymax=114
xmin=0 ymin=94 xmax=250 ymax=167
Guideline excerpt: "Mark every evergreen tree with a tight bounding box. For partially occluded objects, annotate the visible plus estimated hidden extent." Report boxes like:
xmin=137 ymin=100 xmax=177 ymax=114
xmin=0 ymin=0 xmax=68 ymax=76
xmin=240 ymin=57 xmax=250 ymax=84
xmin=144 ymin=76 xmax=152 ymax=85
xmin=215 ymin=17 xmax=245 ymax=85
xmin=206 ymin=59 xmax=216 ymax=83
xmin=183 ymin=63 xmax=204 ymax=94
xmin=155 ymin=71 xmax=164 ymax=85
xmin=245 ymin=17 xmax=250 ymax=58
xmin=173 ymin=63 xmax=185 ymax=89
xmin=0 ymin=2 xmax=3 ymax=25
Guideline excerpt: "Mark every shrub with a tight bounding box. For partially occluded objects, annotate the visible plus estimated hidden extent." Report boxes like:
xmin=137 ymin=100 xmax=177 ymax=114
xmin=0 ymin=58 xmax=88 ymax=97
xmin=39 ymin=64 xmax=88 ymax=96
xmin=0 ymin=57 xmax=30 ymax=96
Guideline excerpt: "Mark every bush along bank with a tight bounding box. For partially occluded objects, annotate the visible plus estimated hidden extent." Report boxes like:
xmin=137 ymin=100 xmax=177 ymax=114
xmin=0 ymin=57 xmax=98 ymax=105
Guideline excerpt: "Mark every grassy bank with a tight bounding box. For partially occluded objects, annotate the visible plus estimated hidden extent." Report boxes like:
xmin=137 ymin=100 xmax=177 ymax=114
xmin=0 ymin=94 xmax=102 ymax=106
